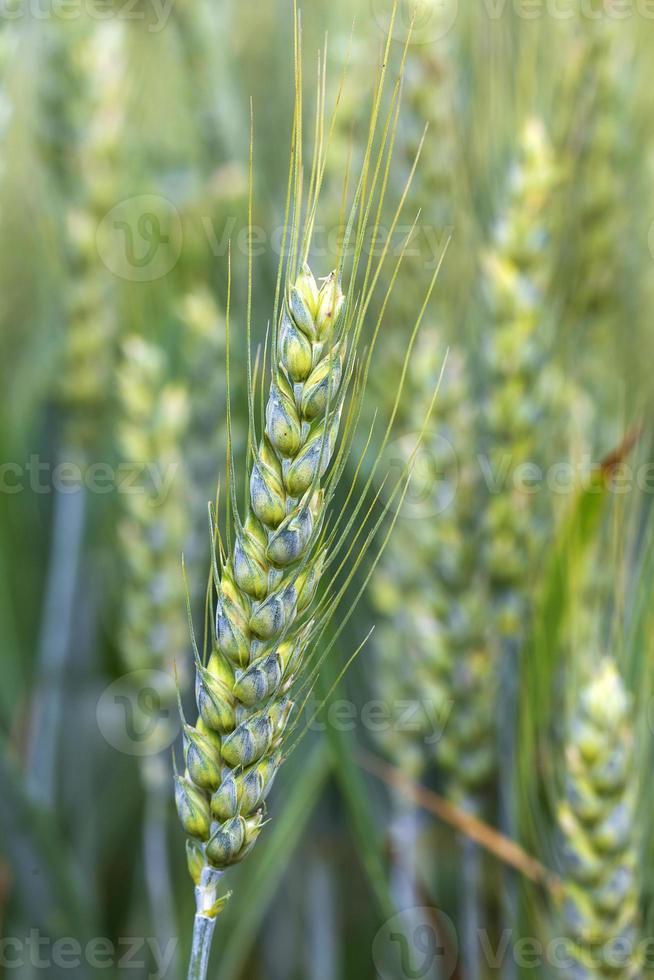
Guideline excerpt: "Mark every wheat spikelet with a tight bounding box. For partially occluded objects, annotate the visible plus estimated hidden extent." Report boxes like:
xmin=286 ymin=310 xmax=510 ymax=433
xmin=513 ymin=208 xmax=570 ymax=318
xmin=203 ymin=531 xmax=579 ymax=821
xmin=117 ymin=336 xmax=190 ymax=681
xmin=558 ymin=11 xmax=628 ymax=334
xmin=371 ymin=343 xmax=495 ymax=802
xmin=480 ymin=118 xmax=559 ymax=640
xmin=557 ymin=659 xmax=642 ymax=978
xmin=370 ymin=339 xmax=494 ymax=978
xmin=179 ymin=287 xmax=230 ymax=596
xmin=477 ymin=117 xmax=574 ymax=960
xmin=370 ymin=332 xmax=446 ymax=773
xmin=563 ymin=13 xmax=639 ymax=448
xmin=175 ymin=266 xmax=348 ymax=879
xmin=54 ymin=19 xmax=127 ymax=453
xmin=421 ymin=357 xmax=494 ymax=804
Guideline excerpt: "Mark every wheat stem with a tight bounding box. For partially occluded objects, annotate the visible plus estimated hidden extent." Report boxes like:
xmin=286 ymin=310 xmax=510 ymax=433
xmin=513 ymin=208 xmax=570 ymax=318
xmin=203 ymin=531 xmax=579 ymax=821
xmin=27 ymin=479 xmax=86 ymax=808
xmin=389 ymin=793 xmax=421 ymax=912
xmin=188 ymin=866 xmax=223 ymax=980
xmin=497 ymin=634 xmax=520 ymax=980
xmin=305 ymin=854 xmax=340 ymax=980
xmin=141 ymin=755 xmax=179 ymax=979
xmin=461 ymin=835 xmax=482 ymax=980
xmin=188 ymin=917 xmax=216 ymax=980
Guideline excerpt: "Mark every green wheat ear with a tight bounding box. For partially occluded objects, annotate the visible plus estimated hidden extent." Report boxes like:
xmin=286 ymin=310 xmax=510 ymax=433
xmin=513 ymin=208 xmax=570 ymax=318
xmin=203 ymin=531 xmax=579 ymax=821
xmin=176 ymin=265 xmax=347 ymax=872
xmin=175 ymin=8 xmax=443 ymax=969
xmin=557 ymin=658 xmax=642 ymax=978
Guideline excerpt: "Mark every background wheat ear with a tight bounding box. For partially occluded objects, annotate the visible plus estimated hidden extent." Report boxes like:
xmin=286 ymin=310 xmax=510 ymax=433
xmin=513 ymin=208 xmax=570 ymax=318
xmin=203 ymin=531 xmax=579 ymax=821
xmin=370 ymin=334 xmax=497 ymax=980
xmin=116 ymin=335 xmax=190 ymax=680
xmin=53 ymin=19 xmax=127 ymax=456
xmin=116 ymin=333 xmax=190 ymax=976
xmin=370 ymin=339 xmax=488 ymax=791
xmin=556 ymin=658 xmax=642 ymax=978
xmin=25 ymin=16 xmax=128 ymax=814
xmin=479 ymin=118 xmax=561 ymax=768
xmin=178 ymin=285 xmax=231 ymax=605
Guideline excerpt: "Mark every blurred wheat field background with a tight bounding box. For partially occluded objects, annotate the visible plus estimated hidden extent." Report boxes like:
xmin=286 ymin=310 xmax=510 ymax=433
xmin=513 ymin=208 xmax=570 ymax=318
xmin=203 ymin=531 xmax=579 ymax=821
xmin=1 ymin=0 xmax=654 ymax=978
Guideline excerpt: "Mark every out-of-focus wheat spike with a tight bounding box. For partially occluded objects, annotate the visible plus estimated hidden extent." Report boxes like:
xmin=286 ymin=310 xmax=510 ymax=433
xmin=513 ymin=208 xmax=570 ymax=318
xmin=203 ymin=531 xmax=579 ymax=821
xmin=480 ymin=117 xmax=559 ymax=640
xmin=116 ymin=333 xmax=189 ymax=980
xmin=557 ymin=658 xmax=642 ymax=978
xmin=372 ymin=342 xmax=495 ymax=802
xmin=179 ymin=287 xmax=231 ymax=597
xmin=117 ymin=335 xmax=190 ymax=680
xmin=53 ymin=19 xmax=127 ymax=454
